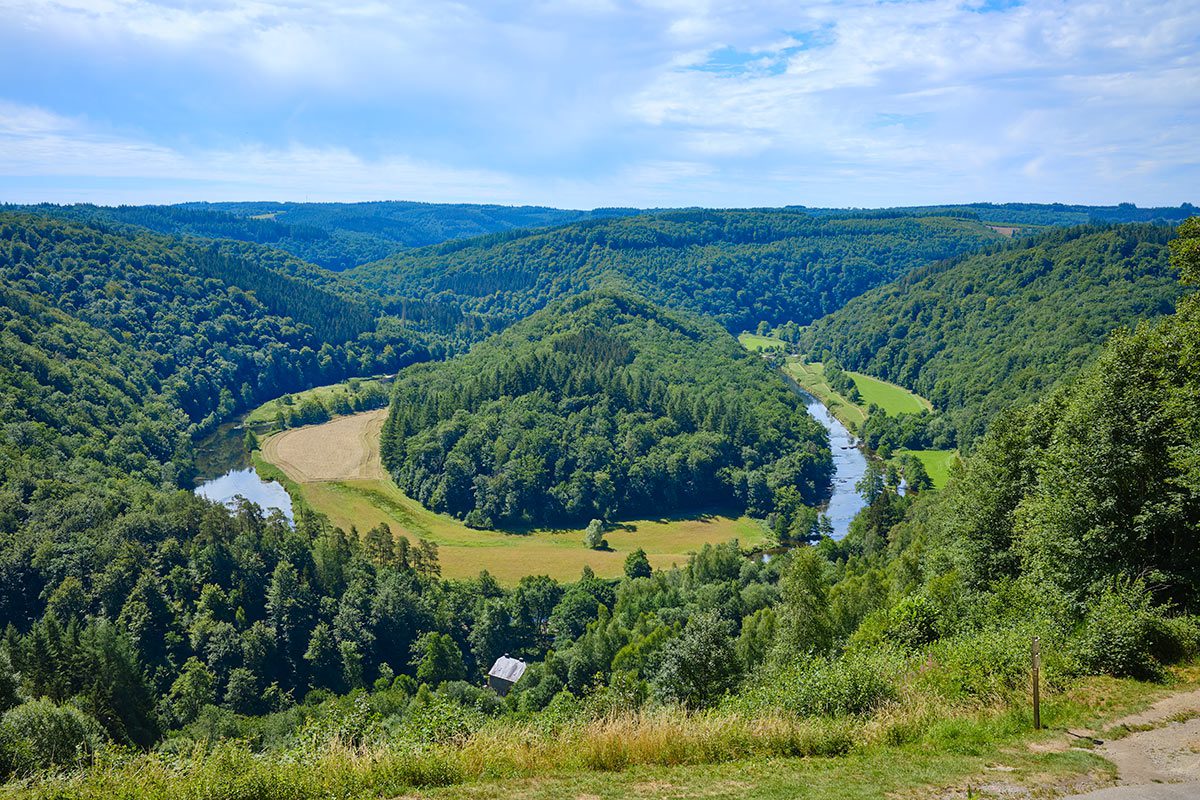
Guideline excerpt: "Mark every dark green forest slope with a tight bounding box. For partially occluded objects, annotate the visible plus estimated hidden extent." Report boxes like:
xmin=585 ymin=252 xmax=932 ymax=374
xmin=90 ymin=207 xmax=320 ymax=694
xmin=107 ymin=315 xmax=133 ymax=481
xmin=796 ymin=224 xmax=1188 ymax=445
xmin=909 ymin=216 xmax=1200 ymax=610
xmin=5 ymin=202 xmax=642 ymax=272
xmin=801 ymin=202 xmax=1197 ymax=226
xmin=381 ymin=290 xmax=832 ymax=530
xmin=0 ymin=213 xmax=429 ymax=436
xmin=349 ymin=210 xmax=1001 ymax=332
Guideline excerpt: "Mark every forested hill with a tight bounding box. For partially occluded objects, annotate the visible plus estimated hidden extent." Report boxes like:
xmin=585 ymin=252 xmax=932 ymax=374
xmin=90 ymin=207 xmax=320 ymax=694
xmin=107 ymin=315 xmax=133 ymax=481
xmin=5 ymin=202 xmax=643 ymax=272
xmin=796 ymin=223 xmax=1189 ymax=446
xmin=0 ymin=212 xmax=429 ymax=438
xmin=800 ymin=202 xmax=1197 ymax=227
xmin=381 ymin=290 xmax=832 ymax=532
xmin=349 ymin=210 xmax=1002 ymax=332
xmin=915 ymin=217 xmax=1200 ymax=609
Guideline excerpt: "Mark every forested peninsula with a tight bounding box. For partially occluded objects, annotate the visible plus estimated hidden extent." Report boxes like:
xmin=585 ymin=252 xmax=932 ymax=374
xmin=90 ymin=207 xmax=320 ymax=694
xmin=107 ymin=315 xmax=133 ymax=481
xmin=381 ymin=290 xmax=832 ymax=531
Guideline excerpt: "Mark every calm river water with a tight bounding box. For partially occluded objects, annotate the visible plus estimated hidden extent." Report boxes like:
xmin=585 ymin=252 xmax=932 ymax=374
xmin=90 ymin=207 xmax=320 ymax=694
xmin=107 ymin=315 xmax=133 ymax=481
xmin=192 ymin=418 xmax=293 ymax=522
xmin=798 ymin=389 xmax=868 ymax=539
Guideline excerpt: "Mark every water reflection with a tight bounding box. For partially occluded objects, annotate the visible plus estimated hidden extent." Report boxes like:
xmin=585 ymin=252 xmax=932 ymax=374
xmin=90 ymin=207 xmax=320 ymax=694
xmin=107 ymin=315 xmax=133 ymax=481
xmin=194 ymin=468 xmax=293 ymax=523
xmin=797 ymin=390 xmax=868 ymax=540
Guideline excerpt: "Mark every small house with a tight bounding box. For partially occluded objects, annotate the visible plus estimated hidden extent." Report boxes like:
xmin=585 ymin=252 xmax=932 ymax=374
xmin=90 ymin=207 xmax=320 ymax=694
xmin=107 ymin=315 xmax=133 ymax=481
xmin=487 ymin=654 xmax=527 ymax=696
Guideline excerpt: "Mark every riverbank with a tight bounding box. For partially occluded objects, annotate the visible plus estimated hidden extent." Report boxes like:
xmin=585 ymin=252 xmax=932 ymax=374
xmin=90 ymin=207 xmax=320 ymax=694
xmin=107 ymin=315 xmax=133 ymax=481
xmin=758 ymin=343 xmax=958 ymax=491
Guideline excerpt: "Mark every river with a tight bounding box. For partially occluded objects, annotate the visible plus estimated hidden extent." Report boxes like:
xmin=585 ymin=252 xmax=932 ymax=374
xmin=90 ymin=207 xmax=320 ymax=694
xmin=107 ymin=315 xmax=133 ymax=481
xmin=798 ymin=389 xmax=868 ymax=540
xmin=192 ymin=417 xmax=293 ymax=523
xmin=191 ymin=385 xmax=863 ymax=539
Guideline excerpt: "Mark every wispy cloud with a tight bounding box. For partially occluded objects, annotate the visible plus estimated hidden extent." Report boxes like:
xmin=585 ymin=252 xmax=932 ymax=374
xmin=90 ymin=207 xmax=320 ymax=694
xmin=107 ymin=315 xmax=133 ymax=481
xmin=0 ymin=0 xmax=1196 ymax=206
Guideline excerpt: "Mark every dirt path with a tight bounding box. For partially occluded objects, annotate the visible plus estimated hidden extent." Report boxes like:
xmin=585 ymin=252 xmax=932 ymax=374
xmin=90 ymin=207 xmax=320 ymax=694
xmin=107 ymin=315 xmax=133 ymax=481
xmin=1066 ymin=687 xmax=1200 ymax=799
xmin=261 ymin=409 xmax=387 ymax=483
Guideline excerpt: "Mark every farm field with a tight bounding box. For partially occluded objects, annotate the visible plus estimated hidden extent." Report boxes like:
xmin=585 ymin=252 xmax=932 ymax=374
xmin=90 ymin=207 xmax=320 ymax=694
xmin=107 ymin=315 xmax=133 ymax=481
xmin=737 ymin=332 xmax=788 ymax=351
xmin=259 ymin=411 xmax=766 ymax=582
xmin=261 ymin=408 xmax=387 ymax=481
xmin=896 ymin=448 xmax=959 ymax=490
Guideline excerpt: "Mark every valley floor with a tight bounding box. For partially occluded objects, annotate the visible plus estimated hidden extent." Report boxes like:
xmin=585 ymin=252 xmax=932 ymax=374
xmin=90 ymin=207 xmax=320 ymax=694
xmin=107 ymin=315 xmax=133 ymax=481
xmin=257 ymin=411 xmax=767 ymax=583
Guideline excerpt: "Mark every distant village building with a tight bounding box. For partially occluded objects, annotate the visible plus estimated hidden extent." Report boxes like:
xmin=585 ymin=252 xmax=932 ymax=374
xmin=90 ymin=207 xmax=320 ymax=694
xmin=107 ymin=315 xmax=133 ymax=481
xmin=487 ymin=654 xmax=527 ymax=696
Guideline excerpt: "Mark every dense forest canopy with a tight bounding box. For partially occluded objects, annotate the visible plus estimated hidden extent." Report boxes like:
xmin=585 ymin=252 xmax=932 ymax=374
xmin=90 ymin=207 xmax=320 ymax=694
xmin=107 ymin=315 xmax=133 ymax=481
xmin=918 ymin=219 xmax=1200 ymax=610
xmin=348 ymin=210 xmax=1002 ymax=332
xmin=0 ymin=212 xmax=431 ymax=440
xmin=3 ymin=202 xmax=645 ymax=272
xmin=381 ymin=290 xmax=832 ymax=531
xmin=796 ymin=224 xmax=1189 ymax=446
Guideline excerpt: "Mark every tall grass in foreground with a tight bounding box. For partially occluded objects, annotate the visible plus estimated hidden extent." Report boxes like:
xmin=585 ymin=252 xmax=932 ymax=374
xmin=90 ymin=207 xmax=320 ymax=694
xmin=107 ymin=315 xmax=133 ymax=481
xmin=6 ymin=688 xmax=1097 ymax=800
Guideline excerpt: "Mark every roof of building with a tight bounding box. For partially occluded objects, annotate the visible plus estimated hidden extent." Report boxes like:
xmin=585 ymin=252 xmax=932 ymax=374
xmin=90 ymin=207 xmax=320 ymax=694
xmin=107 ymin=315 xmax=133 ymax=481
xmin=487 ymin=654 xmax=527 ymax=684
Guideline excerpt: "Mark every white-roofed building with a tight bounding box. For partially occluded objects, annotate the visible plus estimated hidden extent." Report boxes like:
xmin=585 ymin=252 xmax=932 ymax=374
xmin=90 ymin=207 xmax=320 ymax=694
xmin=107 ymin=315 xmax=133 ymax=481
xmin=487 ymin=654 xmax=527 ymax=696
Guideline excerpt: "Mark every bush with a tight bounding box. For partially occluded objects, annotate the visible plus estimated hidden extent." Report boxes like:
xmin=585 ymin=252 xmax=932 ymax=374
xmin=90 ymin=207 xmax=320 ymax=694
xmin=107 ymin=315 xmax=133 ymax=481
xmin=885 ymin=595 xmax=940 ymax=650
xmin=1071 ymin=582 xmax=1195 ymax=681
xmin=0 ymin=724 xmax=33 ymax=781
xmin=920 ymin=628 xmax=1036 ymax=701
xmin=731 ymin=650 xmax=900 ymax=718
xmin=0 ymin=699 xmax=107 ymax=775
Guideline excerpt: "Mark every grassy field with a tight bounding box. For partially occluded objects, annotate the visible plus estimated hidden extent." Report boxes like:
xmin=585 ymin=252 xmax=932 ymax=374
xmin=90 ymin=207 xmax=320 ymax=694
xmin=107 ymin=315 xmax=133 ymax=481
xmin=782 ymin=359 xmax=869 ymax=431
xmin=245 ymin=376 xmax=391 ymax=425
xmin=897 ymin=448 xmax=959 ymax=490
xmin=778 ymin=358 xmax=958 ymax=490
xmin=737 ymin=332 xmax=788 ymax=351
xmin=258 ymin=412 xmax=766 ymax=583
xmin=780 ymin=359 xmax=931 ymax=428
xmin=846 ymin=369 xmax=932 ymax=415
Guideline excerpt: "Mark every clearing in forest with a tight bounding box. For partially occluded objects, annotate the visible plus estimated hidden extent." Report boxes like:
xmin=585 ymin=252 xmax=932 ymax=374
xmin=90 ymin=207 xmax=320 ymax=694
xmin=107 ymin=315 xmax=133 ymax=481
xmin=738 ymin=332 xmax=788 ymax=351
xmin=259 ymin=410 xmax=766 ymax=583
xmin=261 ymin=409 xmax=387 ymax=482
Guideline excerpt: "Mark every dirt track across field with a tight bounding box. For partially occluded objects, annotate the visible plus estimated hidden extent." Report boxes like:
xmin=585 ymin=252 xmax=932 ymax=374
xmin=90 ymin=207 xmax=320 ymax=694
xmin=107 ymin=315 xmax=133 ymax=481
xmin=261 ymin=409 xmax=387 ymax=483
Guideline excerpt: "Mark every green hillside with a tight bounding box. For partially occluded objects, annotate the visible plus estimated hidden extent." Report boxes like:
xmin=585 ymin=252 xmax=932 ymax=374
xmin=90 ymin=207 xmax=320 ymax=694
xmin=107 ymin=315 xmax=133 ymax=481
xmin=917 ymin=217 xmax=1200 ymax=606
xmin=382 ymin=289 xmax=832 ymax=531
xmin=6 ymin=202 xmax=643 ymax=271
xmin=350 ymin=210 xmax=1002 ymax=332
xmin=797 ymin=224 xmax=1188 ymax=445
xmin=0 ymin=212 xmax=429 ymax=434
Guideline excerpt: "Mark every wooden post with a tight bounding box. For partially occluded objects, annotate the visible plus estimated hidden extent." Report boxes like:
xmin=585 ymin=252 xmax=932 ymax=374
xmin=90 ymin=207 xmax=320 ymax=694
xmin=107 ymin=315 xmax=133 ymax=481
xmin=1032 ymin=636 xmax=1041 ymax=730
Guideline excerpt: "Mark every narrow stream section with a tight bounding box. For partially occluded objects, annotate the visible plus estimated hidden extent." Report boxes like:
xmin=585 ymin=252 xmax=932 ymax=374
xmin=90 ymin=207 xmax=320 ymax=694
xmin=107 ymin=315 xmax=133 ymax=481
xmin=797 ymin=389 xmax=868 ymax=540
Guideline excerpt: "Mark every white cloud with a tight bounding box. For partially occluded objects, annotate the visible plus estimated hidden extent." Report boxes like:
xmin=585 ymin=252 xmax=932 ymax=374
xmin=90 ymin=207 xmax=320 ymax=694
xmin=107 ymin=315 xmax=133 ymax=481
xmin=0 ymin=1 xmax=1197 ymax=206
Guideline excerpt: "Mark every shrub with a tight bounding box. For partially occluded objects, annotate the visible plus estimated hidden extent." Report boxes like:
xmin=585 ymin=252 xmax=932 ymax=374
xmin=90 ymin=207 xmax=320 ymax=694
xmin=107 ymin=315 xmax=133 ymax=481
xmin=731 ymin=649 xmax=900 ymax=718
xmin=1071 ymin=582 xmax=1194 ymax=681
xmin=0 ymin=699 xmax=107 ymax=775
xmin=885 ymin=594 xmax=939 ymax=650
xmin=920 ymin=628 xmax=1035 ymax=701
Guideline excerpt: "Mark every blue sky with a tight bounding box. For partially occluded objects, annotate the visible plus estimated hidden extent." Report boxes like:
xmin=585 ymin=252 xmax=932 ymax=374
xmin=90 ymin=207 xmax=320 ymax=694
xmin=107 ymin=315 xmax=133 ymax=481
xmin=0 ymin=0 xmax=1196 ymax=208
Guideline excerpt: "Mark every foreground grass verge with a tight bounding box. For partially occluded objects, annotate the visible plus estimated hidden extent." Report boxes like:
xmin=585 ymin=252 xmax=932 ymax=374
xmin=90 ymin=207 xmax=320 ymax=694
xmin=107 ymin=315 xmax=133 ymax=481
xmin=21 ymin=671 xmax=1195 ymax=800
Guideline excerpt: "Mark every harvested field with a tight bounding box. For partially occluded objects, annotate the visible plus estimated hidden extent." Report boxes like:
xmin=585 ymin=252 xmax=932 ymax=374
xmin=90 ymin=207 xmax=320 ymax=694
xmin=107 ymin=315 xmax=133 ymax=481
xmin=261 ymin=409 xmax=387 ymax=483
xmin=260 ymin=410 xmax=766 ymax=583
